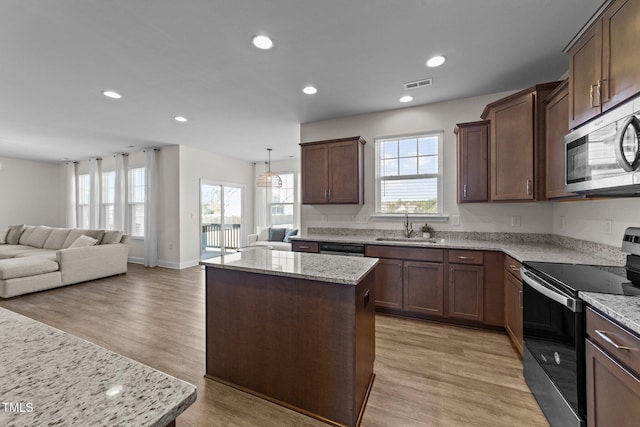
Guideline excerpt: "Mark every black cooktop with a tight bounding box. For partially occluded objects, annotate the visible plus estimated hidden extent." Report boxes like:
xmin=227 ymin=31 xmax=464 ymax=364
xmin=523 ymin=261 xmax=640 ymax=296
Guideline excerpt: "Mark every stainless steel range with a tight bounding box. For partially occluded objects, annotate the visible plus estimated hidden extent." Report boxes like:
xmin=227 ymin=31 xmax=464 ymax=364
xmin=520 ymin=227 xmax=640 ymax=427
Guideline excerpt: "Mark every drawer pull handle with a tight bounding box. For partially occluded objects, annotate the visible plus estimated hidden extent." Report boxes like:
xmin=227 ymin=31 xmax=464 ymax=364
xmin=299 ymin=245 xmax=310 ymax=249
xmin=457 ymin=256 xmax=473 ymax=260
xmin=509 ymin=265 xmax=519 ymax=271
xmin=595 ymin=330 xmax=630 ymax=351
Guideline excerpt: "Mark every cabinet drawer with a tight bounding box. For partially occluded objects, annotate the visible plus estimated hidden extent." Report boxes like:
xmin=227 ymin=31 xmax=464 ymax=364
xmin=365 ymin=245 xmax=443 ymax=262
xmin=448 ymin=250 xmax=483 ymax=265
xmin=587 ymin=307 xmax=640 ymax=376
xmin=292 ymin=241 xmax=319 ymax=253
xmin=504 ymin=255 xmax=521 ymax=279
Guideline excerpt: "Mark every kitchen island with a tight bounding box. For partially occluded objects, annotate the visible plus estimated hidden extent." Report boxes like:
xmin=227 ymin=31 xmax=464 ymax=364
xmin=0 ymin=307 xmax=196 ymax=427
xmin=202 ymin=248 xmax=378 ymax=427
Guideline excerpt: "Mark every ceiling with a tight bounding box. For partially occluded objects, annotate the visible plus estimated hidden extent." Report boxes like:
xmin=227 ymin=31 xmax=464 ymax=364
xmin=0 ymin=0 xmax=604 ymax=164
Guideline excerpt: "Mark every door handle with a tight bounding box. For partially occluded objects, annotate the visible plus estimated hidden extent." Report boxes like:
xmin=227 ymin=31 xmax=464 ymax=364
xmin=457 ymin=256 xmax=473 ymax=260
xmin=526 ymin=179 xmax=532 ymax=196
xmin=463 ymin=184 xmax=467 ymax=199
xmin=324 ymin=188 xmax=328 ymax=201
xmin=595 ymin=330 xmax=630 ymax=351
xmin=590 ymin=83 xmax=600 ymax=108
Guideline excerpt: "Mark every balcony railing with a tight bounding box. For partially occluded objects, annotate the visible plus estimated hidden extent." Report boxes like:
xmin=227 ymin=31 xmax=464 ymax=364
xmin=202 ymin=223 xmax=241 ymax=249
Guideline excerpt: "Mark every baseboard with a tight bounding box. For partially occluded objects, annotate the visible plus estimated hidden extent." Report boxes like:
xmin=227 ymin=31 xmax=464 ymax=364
xmin=127 ymin=257 xmax=200 ymax=270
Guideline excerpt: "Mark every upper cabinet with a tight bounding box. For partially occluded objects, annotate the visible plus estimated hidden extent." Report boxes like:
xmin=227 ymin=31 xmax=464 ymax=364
xmin=481 ymin=82 xmax=561 ymax=201
xmin=300 ymin=136 xmax=366 ymax=204
xmin=568 ymin=0 xmax=640 ymax=129
xmin=544 ymin=81 xmax=577 ymax=199
xmin=454 ymin=121 xmax=489 ymax=203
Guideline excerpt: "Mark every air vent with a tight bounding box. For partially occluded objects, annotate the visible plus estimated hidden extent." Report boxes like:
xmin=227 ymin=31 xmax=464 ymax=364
xmin=403 ymin=78 xmax=433 ymax=90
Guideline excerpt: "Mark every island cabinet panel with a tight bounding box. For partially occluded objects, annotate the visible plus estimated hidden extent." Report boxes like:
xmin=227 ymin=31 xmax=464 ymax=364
xmin=205 ymin=267 xmax=375 ymax=427
xmin=455 ymin=121 xmax=489 ymax=203
xmin=448 ymin=264 xmax=484 ymax=322
xmin=404 ymin=261 xmax=444 ymax=316
xmin=586 ymin=307 xmax=640 ymax=427
xmin=373 ymin=258 xmax=403 ymax=309
xmin=300 ymin=136 xmax=365 ymax=205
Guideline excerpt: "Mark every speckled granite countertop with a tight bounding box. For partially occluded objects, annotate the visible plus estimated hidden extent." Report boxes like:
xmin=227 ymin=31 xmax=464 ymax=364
xmin=580 ymin=292 xmax=640 ymax=336
xmin=0 ymin=307 xmax=196 ymax=427
xmin=201 ymin=247 xmax=378 ymax=285
xmin=291 ymin=234 xmax=623 ymax=266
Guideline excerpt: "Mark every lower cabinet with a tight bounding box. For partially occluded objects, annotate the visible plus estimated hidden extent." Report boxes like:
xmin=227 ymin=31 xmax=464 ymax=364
xmin=404 ymin=261 xmax=444 ymax=316
xmin=374 ymin=258 xmax=403 ymax=310
xmin=586 ymin=307 xmax=640 ymax=427
xmin=504 ymin=256 xmax=523 ymax=356
xmin=448 ymin=264 xmax=484 ymax=322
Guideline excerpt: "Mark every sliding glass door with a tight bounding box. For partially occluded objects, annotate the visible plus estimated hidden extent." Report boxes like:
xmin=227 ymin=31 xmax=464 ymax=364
xmin=200 ymin=180 xmax=244 ymax=260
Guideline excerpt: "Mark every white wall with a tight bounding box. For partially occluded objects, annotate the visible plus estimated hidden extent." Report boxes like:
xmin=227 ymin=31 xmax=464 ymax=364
xmin=300 ymin=91 xmax=553 ymax=234
xmin=178 ymin=145 xmax=254 ymax=268
xmin=0 ymin=157 xmax=65 ymax=227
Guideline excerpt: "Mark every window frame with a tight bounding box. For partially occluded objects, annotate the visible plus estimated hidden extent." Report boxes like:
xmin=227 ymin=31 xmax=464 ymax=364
xmin=128 ymin=167 xmax=145 ymax=238
xmin=267 ymin=172 xmax=296 ymax=229
xmin=373 ymin=131 xmax=446 ymax=219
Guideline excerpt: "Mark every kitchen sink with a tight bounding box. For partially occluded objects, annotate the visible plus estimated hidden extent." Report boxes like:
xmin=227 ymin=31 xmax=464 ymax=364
xmin=374 ymin=237 xmax=439 ymax=243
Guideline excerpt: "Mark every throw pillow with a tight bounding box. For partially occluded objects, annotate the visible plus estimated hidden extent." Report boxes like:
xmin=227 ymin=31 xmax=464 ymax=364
xmin=69 ymin=235 xmax=99 ymax=248
xmin=101 ymin=230 xmax=123 ymax=244
xmin=283 ymin=228 xmax=298 ymax=243
xmin=85 ymin=229 xmax=106 ymax=244
xmin=0 ymin=227 xmax=7 ymax=244
xmin=268 ymin=227 xmax=287 ymax=242
xmin=6 ymin=224 xmax=26 ymax=245
xmin=257 ymin=226 xmax=270 ymax=242
xmin=24 ymin=225 xmax=53 ymax=248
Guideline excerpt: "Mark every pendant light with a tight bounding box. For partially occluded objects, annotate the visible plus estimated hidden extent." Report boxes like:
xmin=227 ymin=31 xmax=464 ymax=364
xmin=256 ymin=148 xmax=282 ymax=188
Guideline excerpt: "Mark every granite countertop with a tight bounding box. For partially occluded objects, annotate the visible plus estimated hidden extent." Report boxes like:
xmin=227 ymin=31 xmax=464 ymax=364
xmin=201 ymin=247 xmax=378 ymax=285
xmin=580 ymin=292 xmax=640 ymax=336
xmin=0 ymin=307 xmax=196 ymax=427
xmin=291 ymin=234 xmax=623 ymax=266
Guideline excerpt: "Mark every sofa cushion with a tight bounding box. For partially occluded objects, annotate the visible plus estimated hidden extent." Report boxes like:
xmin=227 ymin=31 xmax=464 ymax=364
xmin=268 ymin=228 xmax=287 ymax=242
xmin=257 ymin=226 xmax=270 ymax=241
xmin=250 ymin=240 xmax=292 ymax=251
xmin=101 ymin=230 xmax=123 ymax=244
xmin=0 ymin=257 xmax=59 ymax=280
xmin=85 ymin=229 xmax=106 ymax=243
xmin=6 ymin=225 xmax=26 ymax=245
xmin=0 ymin=245 xmax=28 ymax=259
xmin=283 ymin=228 xmax=299 ymax=243
xmin=43 ymin=228 xmax=72 ymax=249
xmin=13 ymin=250 xmax=57 ymax=261
xmin=24 ymin=226 xmax=53 ymax=248
xmin=69 ymin=235 xmax=98 ymax=248
xmin=18 ymin=226 xmax=37 ymax=245
xmin=0 ymin=228 xmax=7 ymax=244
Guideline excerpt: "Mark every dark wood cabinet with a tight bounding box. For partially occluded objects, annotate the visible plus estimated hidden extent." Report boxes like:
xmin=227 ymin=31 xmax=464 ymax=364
xmin=455 ymin=121 xmax=489 ymax=203
xmin=544 ymin=81 xmax=577 ymax=199
xmin=448 ymin=264 xmax=484 ymax=322
xmin=481 ymin=82 xmax=560 ymax=201
xmin=300 ymin=137 xmax=365 ymax=204
xmin=482 ymin=251 xmax=505 ymax=327
xmin=568 ymin=0 xmax=640 ymax=129
xmin=404 ymin=261 xmax=444 ymax=316
xmin=291 ymin=240 xmax=319 ymax=253
xmin=504 ymin=256 xmax=523 ymax=356
xmin=373 ymin=258 xmax=403 ymax=310
xmin=586 ymin=307 xmax=640 ymax=427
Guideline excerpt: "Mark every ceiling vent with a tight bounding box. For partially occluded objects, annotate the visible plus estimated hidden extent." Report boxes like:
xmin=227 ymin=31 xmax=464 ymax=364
xmin=403 ymin=78 xmax=433 ymax=90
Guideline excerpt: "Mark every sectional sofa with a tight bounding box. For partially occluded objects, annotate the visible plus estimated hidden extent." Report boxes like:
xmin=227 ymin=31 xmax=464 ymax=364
xmin=0 ymin=224 xmax=130 ymax=298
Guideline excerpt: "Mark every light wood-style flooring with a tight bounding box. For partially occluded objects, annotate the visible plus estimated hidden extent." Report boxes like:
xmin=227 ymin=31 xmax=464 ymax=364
xmin=0 ymin=264 xmax=549 ymax=426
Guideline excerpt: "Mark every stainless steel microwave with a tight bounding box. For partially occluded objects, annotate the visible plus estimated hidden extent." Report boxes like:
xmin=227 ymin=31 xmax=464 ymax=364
xmin=565 ymin=94 xmax=640 ymax=196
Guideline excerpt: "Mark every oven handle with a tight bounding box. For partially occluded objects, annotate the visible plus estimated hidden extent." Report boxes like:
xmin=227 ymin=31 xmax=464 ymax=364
xmin=520 ymin=267 xmax=582 ymax=312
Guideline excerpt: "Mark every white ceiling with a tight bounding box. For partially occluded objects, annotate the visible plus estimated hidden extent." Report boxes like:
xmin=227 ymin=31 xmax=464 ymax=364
xmin=0 ymin=0 xmax=603 ymax=164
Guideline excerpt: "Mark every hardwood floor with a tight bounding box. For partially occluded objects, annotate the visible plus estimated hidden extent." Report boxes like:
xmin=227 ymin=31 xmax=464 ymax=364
xmin=0 ymin=263 xmax=549 ymax=427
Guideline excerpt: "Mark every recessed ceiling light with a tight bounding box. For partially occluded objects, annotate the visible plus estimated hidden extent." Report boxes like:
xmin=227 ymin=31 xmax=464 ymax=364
xmin=302 ymin=86 xmax=318 ymax=95
xmin=252 ymin=35 xmax=273 ymax=50
xmin=426 ymin=55 xmax=446 ymax=68
xmin=103 ymin=90 xmax=122 ymax=99
xmin=399 ymin=95 xmax=413 ymax=103
xmin=174 ymin=116 xmax=188 ymax=122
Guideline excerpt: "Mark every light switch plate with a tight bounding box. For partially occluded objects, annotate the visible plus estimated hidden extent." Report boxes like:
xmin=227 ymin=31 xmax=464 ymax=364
xmin=511 ymin=215 xmax=521 ymax=227
xmin=451 ymin=215 xmax=460 ymax=226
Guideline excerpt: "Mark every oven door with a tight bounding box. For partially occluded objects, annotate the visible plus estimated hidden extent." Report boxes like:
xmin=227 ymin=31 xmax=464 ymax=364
xmin=521 ymin=267 xmax=585 ymax=427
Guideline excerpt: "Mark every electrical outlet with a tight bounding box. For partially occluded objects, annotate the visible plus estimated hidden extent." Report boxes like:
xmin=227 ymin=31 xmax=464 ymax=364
xmin=321 ymin=215 xmax=328 ymax=222
xmin=451 ymin=215 xmax=460 ymax=226
xmin=605 ymin=219 xmax=612 ymax=235
xmin=511 ymin=215 xmax=521 ymax=227
xmin=560 ymin=216 xmax=565 ymax=229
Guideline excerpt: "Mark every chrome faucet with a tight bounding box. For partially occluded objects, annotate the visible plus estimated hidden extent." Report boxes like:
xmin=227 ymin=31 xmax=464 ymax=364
xmin=404 ymin=211 xmax=413 ymax=238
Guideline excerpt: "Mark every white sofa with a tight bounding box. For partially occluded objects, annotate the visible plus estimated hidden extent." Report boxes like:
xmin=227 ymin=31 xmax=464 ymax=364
xmin=247 ymin=227 xmax=298 ymax=251
xmin=0 ymin=225 xmax=130 ymax=298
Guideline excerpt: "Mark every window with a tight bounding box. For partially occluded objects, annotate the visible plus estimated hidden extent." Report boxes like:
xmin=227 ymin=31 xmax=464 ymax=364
xmin=268 ymin=173 xmax=295 ymax=228
xmin=77 ymin=174 xmax=90 ymax=228
xmin=102 ymin=171 xmax=115 ymax=230
xmin=129 ymin=167 xmax=145 ymax=237
xmin=375 ymin=132 xmax=443 ymax=215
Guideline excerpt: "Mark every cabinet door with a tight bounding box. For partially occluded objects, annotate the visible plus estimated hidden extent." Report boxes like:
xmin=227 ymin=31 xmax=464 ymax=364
xmin=568 ymin=22 xmax=602 ymax=129
xmin=328 ymin=140 xmax=360 ymax=203
xmin=490 ymin=93 xmax=535 ymax=201
xmin=601 ymin=0 xmax=640 ymax=112
xmin=545 ymin=83 xmax=576 ymax=199
xmin=448 ymin=264 xmax=484 ymax=322
xmin=456 ymin=122 xmax=489 ymax=203
xmin=483 ymin=252 xmax=505 ymax=327
xmin=373 ymin=258 xmax=403 ymax=309
xmin=504 ymin=271 xmax=523 ymax=356
xmin=586 ymin=340 xmax=640 ymax=427
xmin=301 ymin=144 xmax=328 ymax=204
xmin=404 ymin=261 xmax=444 ymax=316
